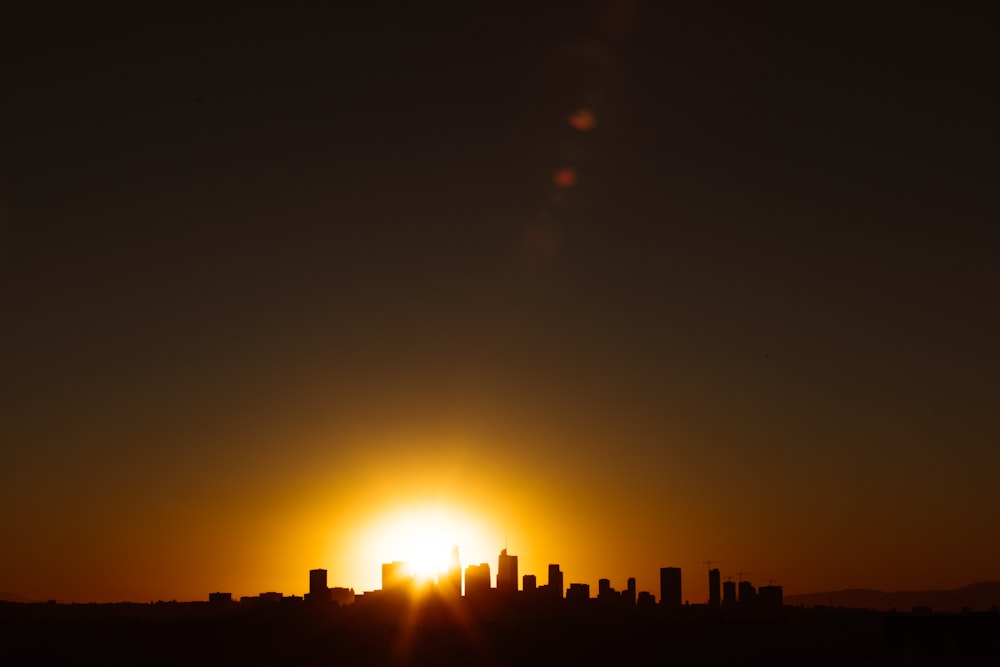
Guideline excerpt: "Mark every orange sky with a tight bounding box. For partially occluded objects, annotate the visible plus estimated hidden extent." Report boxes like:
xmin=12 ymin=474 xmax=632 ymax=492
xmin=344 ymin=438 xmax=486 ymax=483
xmin=5 ymin=390 xmax=998 ymax=603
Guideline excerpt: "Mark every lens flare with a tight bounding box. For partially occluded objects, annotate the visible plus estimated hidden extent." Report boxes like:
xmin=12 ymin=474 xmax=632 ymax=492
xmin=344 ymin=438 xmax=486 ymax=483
xmin=567 ymin=108 xmax=597 ymax=132
xmin=553 ymin=168 xmax=577 ymax=188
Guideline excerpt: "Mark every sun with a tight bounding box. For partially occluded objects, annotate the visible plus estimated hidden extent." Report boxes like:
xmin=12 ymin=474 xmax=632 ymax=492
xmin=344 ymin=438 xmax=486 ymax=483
xmin=357 ymin=503 xmax=494 ymax=588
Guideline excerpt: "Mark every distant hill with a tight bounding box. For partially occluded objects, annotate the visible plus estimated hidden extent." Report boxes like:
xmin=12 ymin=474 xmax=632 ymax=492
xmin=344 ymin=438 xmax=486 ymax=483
xmin=0 ymin=592 xmax=34 ymax=603
xmin=785 ymin=582 xmax=1000 ymax=612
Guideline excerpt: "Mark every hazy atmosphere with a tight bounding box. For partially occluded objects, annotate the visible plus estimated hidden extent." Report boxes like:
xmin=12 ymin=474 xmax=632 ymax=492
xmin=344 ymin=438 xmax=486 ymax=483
xmin=2 ymin=2 xmax=997 ymax=604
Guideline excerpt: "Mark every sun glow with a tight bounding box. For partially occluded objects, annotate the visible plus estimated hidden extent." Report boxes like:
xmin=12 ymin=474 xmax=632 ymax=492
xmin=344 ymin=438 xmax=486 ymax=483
xmin=357 ymin=504 xmax=496 ymax=588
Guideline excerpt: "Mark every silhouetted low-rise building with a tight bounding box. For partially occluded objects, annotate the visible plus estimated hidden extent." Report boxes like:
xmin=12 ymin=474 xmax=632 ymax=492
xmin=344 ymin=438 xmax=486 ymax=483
xmin=567 ymin=583 xmax=590 ymax=603
xmin=637 ymin=591 xmax=656 ymax=608
xmin=758 ymin=584 xmax=783 ymax=607
xmin=208 ymin=592 xmax=232 ymax=604
xmin=330 ymin=587 xmax=355 ymax=606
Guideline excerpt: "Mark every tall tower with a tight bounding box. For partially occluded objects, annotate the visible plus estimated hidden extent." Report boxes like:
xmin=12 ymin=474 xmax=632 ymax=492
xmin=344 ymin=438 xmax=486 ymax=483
xmin=497 ymin=548 xmax=518 ymax=593
xmin=660 ymin=567 xmax=681 ymax=607
xmin=723 ymin=579 xmax=736 ymax=605
xmin=309 ymin=569 xmax=329 ymax=599
xmin=708 ymin=568 xmax=721 ymax=606
xmin=465 ymin=563 xmax=491 ymax=599
xmin=443 ymin=545 xmax=462 ymax=596
xmin=548 ymin=564 xmax=563 ymax=599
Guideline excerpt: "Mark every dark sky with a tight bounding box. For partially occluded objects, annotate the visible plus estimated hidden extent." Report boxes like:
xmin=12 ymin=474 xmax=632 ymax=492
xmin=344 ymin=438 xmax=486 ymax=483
xmin=2 ymin=2 xmax=998 ymax=601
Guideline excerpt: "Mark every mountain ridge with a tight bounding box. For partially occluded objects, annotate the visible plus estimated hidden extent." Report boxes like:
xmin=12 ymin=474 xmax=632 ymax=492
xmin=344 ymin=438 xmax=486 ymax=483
xmin=785 ymin=581 xmax=1000 ymax=612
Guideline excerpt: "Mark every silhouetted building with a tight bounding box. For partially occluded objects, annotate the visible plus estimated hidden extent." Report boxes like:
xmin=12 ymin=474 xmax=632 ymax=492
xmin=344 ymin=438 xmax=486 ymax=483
xmin=758 ymin=584 xmax=783 ymax=607
xmin=709 ymin=568 xmax=721 ymax=606
xmin=738 ymin=580 xmax=756 ymax=605
xmin=567 ymin=583 xmax=590 ymax=603
xmin=637 ymin=591 xmax=656 ymax=608
xmin=306 ymin=568 xmax=330 ymax=602
xmin=382 ymin=561 xmax=411 ymax=592
xmin=208 ymin=592 xmax=232 ymax=604
xmin=465 ymin=563 xmax=491 ymax=599
xmin=309 ymin=569 xmax=327 ymax=595
xmin=259 ymin=592 xmax=283 ymax=603
xmin=548 ymin=564 xmax=564 ymax=599
xmin=437 ymin=545 xmax=462 ymax=596
xmin=660 ymin=567 xmax=681 ymax=607
xmin=523 ymin=574 xmax=537 ymax=592
xmin=625 ymin=577 xmax=636 ymax=606
xmin=723 ymin=580 xmax=736 ymax=606
xmin=497 ymin=548 xmax=518 ymax=593
xmin=330 ymin=587 xmax=355 ymax=606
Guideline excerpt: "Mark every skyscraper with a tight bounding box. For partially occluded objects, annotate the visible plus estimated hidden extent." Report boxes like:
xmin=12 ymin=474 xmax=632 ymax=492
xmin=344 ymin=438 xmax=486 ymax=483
xmin=708 ymin=568 xmax=721 ymax=606
xmin=723 ymin=579 xmax=736 ymax=606
xmin=443 ymin=545 xmax=462 ymax=596
xmin=308 ymin=568 xmax=329 ymax=602
xmin=382 ymin=561 xmax=411 ymax=592
xmin=548 ymin=564 xmax=563 ymax=599
xmin=465 ymin=563 xmax=491 ymax=599
xmin=497 ymin=548 xmax=518 ymax=593
xmin=738 ymin=580 xmax=757 ymax=605
xmin=660 ymin=567 xmax=681 ymax=607
xmin=625 ymin=577 xmax=637 ymax=606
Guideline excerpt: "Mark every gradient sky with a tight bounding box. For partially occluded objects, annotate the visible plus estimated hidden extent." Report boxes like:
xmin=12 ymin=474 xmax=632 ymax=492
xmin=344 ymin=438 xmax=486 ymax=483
xmin=2 ymin=3 xmax=997 ymax=603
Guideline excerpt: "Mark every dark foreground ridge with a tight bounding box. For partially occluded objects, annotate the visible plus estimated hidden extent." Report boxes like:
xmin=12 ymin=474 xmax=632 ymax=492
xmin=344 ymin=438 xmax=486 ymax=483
xmin=3 ymin=595 xmax=998 ymax=667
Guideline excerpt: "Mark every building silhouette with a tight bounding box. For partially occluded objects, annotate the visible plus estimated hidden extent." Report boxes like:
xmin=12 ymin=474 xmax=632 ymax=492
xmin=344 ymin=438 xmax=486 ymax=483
xmin=625 ymin=577 xmax=636 ymax=606
xmin=723 ymin=579 xmax=736 ymax=606
xmin=330 ymin=587 xmax=355 ymax=606
xmin=382 ymin=561 xmax=411 ymax=592
xmin=598 ymin=578 xmax=613 ymax=601
xmin=548 ymin=564 xmax=564 ymax=599
xmin=566 ymin=583 xmax=590 ymax=603
xmin=465 ymin=563 xmax=491 ymax=599
xmin=759 ymin=584 xmax=783 ymax=606
xmin=497 ymin=548 xmax=518 ymax=593
xmin=441 ymin=545 xmax=462 ymax=596
xmin=307 ymin=569 xmax=329 ymax=602
xmin=738 ymin=580 xmax=756 ymax=605
xmin=660 ymin=567 xmax=681 ymax=607
xmin=523 ymin=574 xmax=537 ymax=593
xmin=709 ymin=568 xmax=721 ymax=606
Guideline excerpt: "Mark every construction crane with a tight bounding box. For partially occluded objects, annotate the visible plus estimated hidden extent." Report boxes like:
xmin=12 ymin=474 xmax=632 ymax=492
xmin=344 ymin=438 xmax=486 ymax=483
xmin=735 ymin=570 xmax=750 ymax=583
xmin=702 ymin=560 xmax=722 ymax=572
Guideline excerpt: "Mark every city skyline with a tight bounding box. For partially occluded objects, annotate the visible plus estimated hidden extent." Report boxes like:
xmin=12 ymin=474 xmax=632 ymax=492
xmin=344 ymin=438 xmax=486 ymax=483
xmin=225 ymin=546 xmax=785 ymax=608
